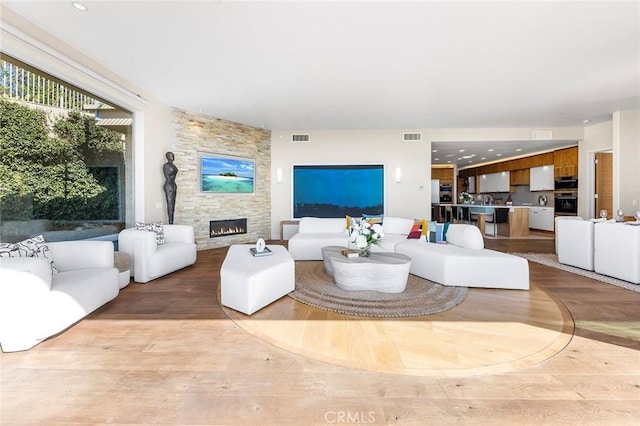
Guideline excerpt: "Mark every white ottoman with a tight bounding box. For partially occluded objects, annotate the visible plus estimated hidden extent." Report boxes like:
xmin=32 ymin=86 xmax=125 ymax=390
xmin=221 ymin=244 xmax=295 ymax=315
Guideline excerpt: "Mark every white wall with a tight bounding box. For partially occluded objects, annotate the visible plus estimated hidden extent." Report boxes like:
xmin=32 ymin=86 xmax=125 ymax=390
xmin=271 ymin=129 xmax=432 ymax=237
xmin=580 ymin=113 xmax=640 ymax=219
xmin=613 ymin=111 xmax=640 ymax=216
xmin=579 ymin=120 xmax=612 ymax=219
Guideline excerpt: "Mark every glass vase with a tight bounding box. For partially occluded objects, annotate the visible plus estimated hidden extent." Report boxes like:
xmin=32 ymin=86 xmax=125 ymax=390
xmin=359 ymin=245 xmax=372 ymax=257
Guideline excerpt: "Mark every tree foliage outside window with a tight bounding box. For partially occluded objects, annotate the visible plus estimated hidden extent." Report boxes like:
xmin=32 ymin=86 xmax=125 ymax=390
xmin=0 ymin=99 xmax=124 ymax=222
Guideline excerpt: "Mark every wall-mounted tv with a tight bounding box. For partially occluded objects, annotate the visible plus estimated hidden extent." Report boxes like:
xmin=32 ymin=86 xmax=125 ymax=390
xmin=200 ymin=153 xmax=255 ymax=194
xmin=293 ymin=164 xmax=384 ymax=218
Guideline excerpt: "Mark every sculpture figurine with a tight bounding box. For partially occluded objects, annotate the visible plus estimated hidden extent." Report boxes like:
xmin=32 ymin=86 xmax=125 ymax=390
xmin=163 ymin=151 xmax=178 ymax=224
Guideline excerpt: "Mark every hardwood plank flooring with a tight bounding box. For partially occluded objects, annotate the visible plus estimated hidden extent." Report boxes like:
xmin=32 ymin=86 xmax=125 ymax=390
xmin=1 ymin=238 xmax=639 ymax=425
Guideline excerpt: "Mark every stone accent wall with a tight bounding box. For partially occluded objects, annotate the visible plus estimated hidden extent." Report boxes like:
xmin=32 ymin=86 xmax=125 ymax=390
xmin=171 ymin=108 xmax=271 ymax=250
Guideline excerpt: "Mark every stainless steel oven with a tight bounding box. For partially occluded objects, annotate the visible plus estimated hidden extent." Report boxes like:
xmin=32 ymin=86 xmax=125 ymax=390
xmin=555 ymin=193 xmax=578 ymax=216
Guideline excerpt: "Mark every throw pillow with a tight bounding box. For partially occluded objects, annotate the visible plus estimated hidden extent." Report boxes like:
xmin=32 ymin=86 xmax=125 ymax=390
xmin=362 ymin=213 xmax=383 ymax=225
xmin=136 ymin=222 xmax=165 ymax=245
xmin=406 ymin=223 xmax=422 ymax=239
xmin=0 ymin=235 xmax=58 ymax=273
xmin=443 ymin=222 xmax=450 ymax=241
xmin=426 ymin=221 xmax=444 ymax=243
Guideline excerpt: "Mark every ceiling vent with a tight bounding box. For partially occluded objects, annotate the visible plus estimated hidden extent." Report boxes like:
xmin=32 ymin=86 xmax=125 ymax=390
xmin=403 ymin=132 xmax=422 ymax=142
xmin=291 ymin=133 xmax=310 ymax=143
xmin=532 ymin=130 xmax=553 ymax=140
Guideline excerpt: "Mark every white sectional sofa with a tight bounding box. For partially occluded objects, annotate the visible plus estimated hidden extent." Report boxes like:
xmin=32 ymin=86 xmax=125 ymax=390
xmin=0 ymin=241 xmax=120 ymax=352
xmin=396 ymin=225 xmax=529 ymax=289
xmin=287 ymin=217 xmax=529 ymax=290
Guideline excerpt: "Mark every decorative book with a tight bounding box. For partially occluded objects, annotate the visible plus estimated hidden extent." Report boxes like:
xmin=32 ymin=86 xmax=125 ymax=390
xmin=341 ymin=249 xmax=359 ymax=258
xmin=250 ymin=247 xmax=273 ymax=257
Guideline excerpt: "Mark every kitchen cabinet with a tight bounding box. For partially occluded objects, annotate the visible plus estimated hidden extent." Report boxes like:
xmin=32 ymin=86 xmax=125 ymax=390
xmin=554 ymin=147 xmax=578 ymax=178
xmin=431 ymin=167 xmax=454 ymax=185
xmin=528 ymin=207 xmax=554 ymax=231
xmin=509 ymin=169 xmax=530 ymax=186
xmin=479 ymin=171 xmax=510 ymax=192
xmin=529 ymin=165 xmax=554 ymax=191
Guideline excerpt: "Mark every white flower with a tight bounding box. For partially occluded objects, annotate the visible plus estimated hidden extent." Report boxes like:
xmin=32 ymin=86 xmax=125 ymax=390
xmin=354 ymin=234 xmax=368 ymax=249
xmin=349 ymin=218 xmax=384 ymax=248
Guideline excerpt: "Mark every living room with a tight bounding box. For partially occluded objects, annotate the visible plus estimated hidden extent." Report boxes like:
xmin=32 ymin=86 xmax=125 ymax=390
xmin=1 ymin=2 xmax=639 ymax=425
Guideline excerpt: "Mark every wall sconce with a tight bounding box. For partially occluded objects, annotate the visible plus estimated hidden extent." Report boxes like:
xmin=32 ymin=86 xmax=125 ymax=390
xmin=395 ymin=167 xmax=402 ymax=183
xmin=276 ymin=167 xmax=283 ymax=184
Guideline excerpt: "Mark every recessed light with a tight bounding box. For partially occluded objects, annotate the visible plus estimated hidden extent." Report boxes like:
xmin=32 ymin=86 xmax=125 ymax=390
xmin=459 ymin=149 xmax=465 ymax=152
xmin=516 ymin=148 xmax=523 ymax=152
xmin=457 ymin=158 xmax=462 ymax=160
xmin=488 ymin=148 xmax=494 ymax=152
xmin=496 ymin=153 xmax=502 ymax=157
xmin=435 ymin=158 xmax=439 ymax=161
xmin=582 ymin=119 xmax=590 ymax=123
xmin=445 ymin=154 xmax=454 ymax=157
xmin=72 ymin=2 xmax=88 ymax=12
xmin=481 ymin=157 xmax=486 ymax=160
xmin=432 ymin=149 xmax=438 ymax=153
xmin=468 ymin=160 xmax=473 ymax=163
xmin=447 ymin=161 xmax=452 ymax=164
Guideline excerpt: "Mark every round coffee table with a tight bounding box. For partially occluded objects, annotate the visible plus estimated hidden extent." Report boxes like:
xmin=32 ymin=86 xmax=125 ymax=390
xmin=321 ymin=246 xmax=412 ymax=293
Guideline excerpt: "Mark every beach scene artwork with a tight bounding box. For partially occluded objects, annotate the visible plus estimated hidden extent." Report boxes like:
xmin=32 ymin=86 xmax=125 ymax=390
xmin=201 ymin=155 xmax=255 ymax=193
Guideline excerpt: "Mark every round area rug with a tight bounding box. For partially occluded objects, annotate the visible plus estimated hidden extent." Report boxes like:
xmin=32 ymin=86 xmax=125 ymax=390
xmin=289 ymin=261 xmax=467 ymax=317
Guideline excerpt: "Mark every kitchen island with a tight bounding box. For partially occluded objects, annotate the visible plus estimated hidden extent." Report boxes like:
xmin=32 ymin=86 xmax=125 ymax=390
xmin=434 ymin=204 xmax=530 ymax=237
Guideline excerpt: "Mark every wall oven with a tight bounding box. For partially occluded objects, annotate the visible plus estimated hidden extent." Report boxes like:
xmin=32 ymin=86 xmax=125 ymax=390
xmin=555 ymin=193 xmax=578 ymax=216
xmin=555 ymin=176 xmax=578 ymax=191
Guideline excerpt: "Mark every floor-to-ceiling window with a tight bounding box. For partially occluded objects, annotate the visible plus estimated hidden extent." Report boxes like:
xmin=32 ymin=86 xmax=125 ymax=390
xmin=0 ymin=55 xmax=133 ymax=243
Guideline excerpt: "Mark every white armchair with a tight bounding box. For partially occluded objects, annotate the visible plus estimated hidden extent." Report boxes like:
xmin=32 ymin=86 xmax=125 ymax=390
xmin=118 ymin=224 xmax=197 ymax=283
xmin=594 ymin=222 xmax=640 ymax=284
xmin=555 ymin=216 xmax=594 ymax=270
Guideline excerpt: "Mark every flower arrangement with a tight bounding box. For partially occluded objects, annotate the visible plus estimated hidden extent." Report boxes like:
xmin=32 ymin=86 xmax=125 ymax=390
xmin=458 ymin=191 xmax=473 ymax=203
xmin=349 ymin=218 xmax=384 ymax=257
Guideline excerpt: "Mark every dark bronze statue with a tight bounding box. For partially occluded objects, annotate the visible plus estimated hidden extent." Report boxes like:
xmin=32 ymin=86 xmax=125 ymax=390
xmin=163 ymin=151 xmax=178 ymax=224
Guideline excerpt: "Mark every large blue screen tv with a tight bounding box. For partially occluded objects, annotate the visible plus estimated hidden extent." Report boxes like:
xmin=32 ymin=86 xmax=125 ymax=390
xmin=293 ymin=164 xmax=384 ymax=218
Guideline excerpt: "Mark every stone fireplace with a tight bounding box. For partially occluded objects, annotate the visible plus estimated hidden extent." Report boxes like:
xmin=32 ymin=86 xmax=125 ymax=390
xmin=210 ymin=218 xmax=247 ymax=238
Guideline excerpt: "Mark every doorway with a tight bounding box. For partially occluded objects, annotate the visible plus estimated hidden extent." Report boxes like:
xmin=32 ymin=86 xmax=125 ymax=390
xmin=594 ymin=152 xmax=613 ymax=219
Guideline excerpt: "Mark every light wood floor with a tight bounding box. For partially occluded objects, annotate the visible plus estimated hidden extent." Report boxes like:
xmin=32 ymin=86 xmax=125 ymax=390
xmin=1 ymin=239 xmax=639 ymax=425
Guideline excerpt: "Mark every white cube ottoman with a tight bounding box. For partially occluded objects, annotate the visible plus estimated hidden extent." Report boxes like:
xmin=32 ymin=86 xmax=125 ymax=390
xmin=220 ymin=244 xmax=295 ymax=315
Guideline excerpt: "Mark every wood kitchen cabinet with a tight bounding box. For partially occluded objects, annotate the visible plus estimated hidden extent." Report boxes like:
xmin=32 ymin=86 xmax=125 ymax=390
xmin=554 ymin=147 xmax=578 ymax=177
xmin=509 ymin=169 xmax=530 ymax=186
xmin=431 ymin=167 xmax=454 ymax=184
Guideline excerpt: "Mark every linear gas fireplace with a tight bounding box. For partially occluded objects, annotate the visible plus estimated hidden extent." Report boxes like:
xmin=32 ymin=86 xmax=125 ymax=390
xmin=210 ymin=218 xmax=247 ymax=238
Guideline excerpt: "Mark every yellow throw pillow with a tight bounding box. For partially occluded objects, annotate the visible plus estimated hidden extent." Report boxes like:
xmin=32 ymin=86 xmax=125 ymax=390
xmin=345 ymin=215 xmax=351 ymax=230
xmin=421 ymin=219 xmax=428 ymax=236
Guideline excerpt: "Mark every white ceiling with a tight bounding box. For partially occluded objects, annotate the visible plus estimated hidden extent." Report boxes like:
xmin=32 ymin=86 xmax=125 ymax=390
xmin=3 ymin=1 xmax=639 ymax=166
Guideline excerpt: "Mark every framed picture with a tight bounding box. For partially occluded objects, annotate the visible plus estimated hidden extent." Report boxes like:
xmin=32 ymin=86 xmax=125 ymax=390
xmin=292 ymin=164 xmax=384 ymax=218
xmin=200 ymin=153 xmax=255 ymax=194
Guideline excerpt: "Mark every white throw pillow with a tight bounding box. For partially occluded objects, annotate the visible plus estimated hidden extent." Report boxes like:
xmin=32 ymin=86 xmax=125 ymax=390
xmin=136 ymin=222 xmax=165 ymax=244
xmin=298 ymin=217 xmax=346 ymax=234
xmin=382 ymin=217 xmax=415 ymax=235
xmin=445 ymin=224 xmax=484 ymax=250
xmin=0 ymin=235 xmax=58 ymax=273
